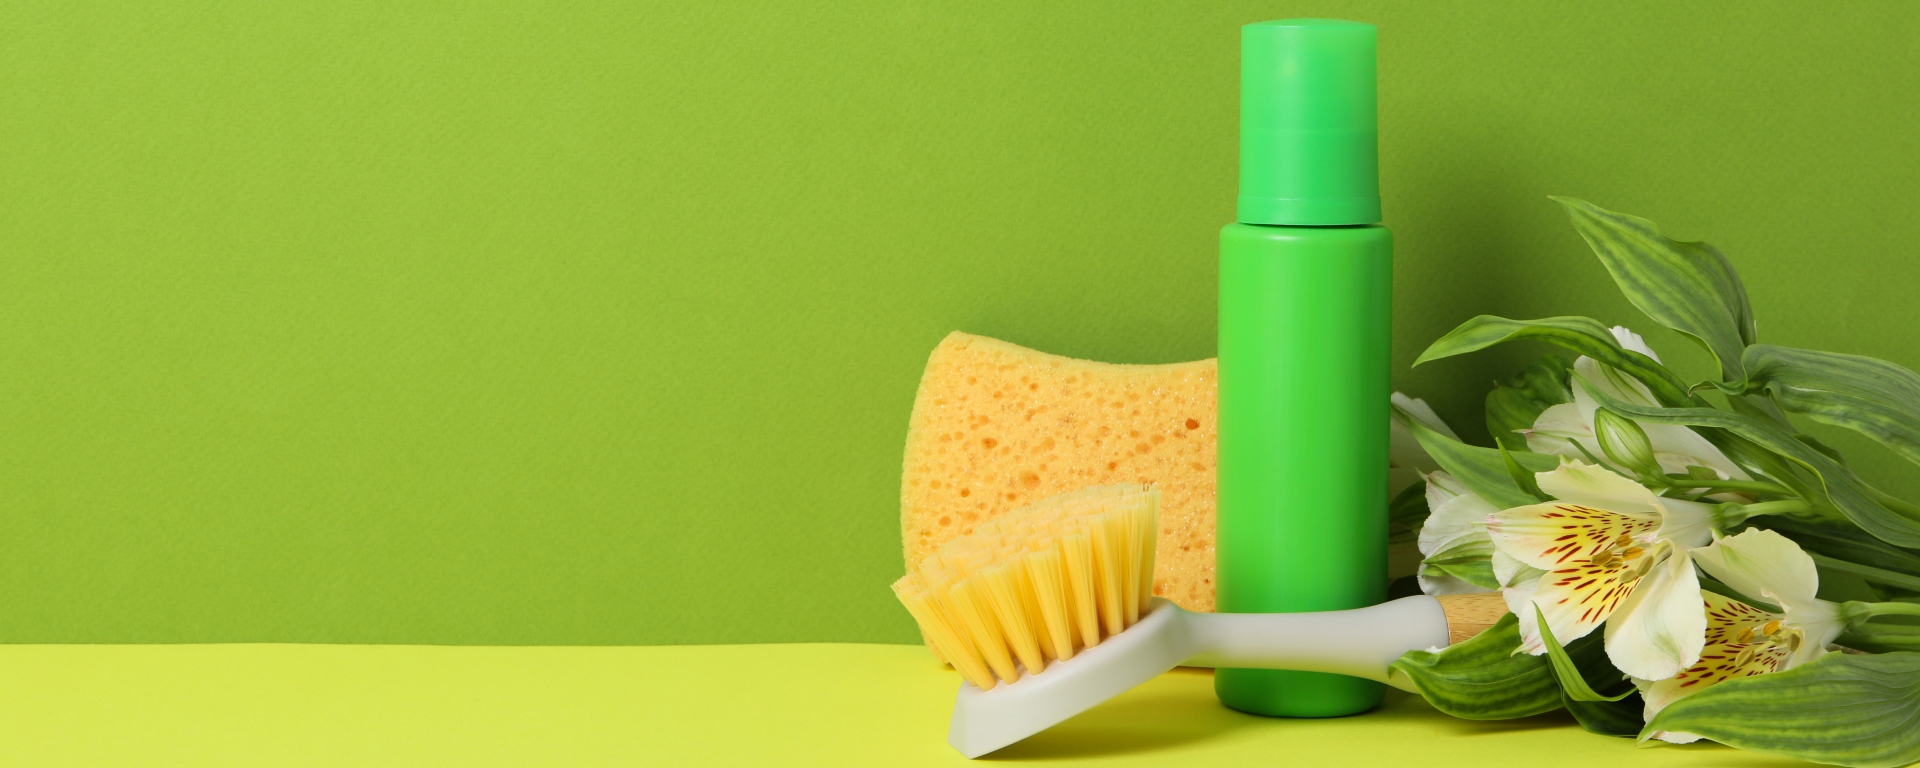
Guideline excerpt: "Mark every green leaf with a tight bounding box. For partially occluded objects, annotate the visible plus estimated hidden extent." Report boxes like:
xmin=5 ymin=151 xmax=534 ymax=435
xmin=1644 ymin=651 xmax=1920 ymax=768
xmin=1797 ymin=432 xmax=1852 ymax=465
xmin=1486 ymin=359 xmax=1573 ymax=452
xmin=1535 ymin=609 xmax=1644 ymax=737
xmin=1817 ymin=569 xmax=1889 ymax=605
xmin=1564 ymin=684 xmax=1646 ymax=736
xmin=1580 ymin=379 xmax=1920 ymax=549
xmin=1421 ymin=561 xmax=1498 ymax=591
xmin=1394 ymin=404 xmax=1559 ymax=510
xmin=1536 ymin=606 xmax=1631 ymax=702
xmin=1714 ymin=430 xmax=1832 ymax=510
xmin=1837 ymin=633 xmax=1920 ymax=654
xmin=1560 ymin=686 xmax=1646 ymax=738
xmin=1809 ymin=554 xmax=1920 ymax=593
xmin=1500 ymin=444 xmax=1551 ymax=503
xmin=1423 ymin=538 xmax=1500 ymax=590
xmin=1723 ymin=381 xmax=1796 ymax=429
xmin=1416 ymin=315 xmax=1694 ymax=406
xmin=1540 ymin=612 xmax=1646 ymax=739
xmin=1741 ymin=344 xmax=1920 ymax=470
xmin=1390 ymin=613 xmax=1563 ymax=720
xmin=1551 ymin=197 xmax=1756 ymax=380
xmin=1388 ymin=481 xmax=1429 ymax=545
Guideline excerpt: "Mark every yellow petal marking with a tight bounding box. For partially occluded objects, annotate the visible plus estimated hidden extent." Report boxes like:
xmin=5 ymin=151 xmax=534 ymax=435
xmin=1533 ymin=553 xmax=1642 ymax=645
xmin=1702 ymin=590 xmax=1779 ymax=646
xmin=1489 ymin=504 xmax=1661 ymax=571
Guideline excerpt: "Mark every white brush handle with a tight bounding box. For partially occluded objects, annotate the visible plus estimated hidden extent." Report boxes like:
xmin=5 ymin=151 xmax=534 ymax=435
xmin=1180 ymin=595 xmax=1451 ymax=685
xmin=949 ymin=596 xmax=1457 ymax=758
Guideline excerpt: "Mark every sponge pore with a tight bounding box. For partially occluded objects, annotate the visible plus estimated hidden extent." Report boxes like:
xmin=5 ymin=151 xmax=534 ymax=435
xmin=901 ymin=332 xmax=1217 ymax=611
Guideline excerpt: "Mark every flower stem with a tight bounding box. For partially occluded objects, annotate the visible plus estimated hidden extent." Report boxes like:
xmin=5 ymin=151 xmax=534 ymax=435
xmin=1736 ymin=500 xmax=1811 ymax=517
xmin=1859 ymin=601 xmax=1920 ymax=619
xmin=1851 ymin=623 xmax=1920 ymax=635
xmin=1717 ymin=499 xmax=1812 ymax=528
xmin=1868 ymin=487 xmax=1920 ymax=521
xmin=1838 ymin=632 xmax=1920 ymax=652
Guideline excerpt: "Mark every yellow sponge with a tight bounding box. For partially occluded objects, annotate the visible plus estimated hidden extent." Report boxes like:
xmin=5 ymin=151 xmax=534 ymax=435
xmin=901 ymin=332 xmax=1218 ymax=611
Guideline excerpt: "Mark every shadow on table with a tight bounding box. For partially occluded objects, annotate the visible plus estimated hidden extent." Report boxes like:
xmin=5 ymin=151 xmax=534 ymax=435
xmin=985 ymin=670 xmax=1605 ymax=762
xmin=983 ymin=669 xmax=1246 ymax=761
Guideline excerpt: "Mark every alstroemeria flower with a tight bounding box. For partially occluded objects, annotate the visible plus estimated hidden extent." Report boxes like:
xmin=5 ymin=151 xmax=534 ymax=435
xmin=1486 ymin=460 xmax=1719 ymax=680
xmin=1524 ymin=327 xmax=1748 ymax=482
xmin=1638 ymin=529 xmax=1844 ymax=744
xmin=1416 ymin=471 xmax=1501 ymax=596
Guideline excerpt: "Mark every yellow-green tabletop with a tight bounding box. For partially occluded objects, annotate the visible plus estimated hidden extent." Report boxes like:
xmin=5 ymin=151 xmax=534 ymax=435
xmin=0 ymin=643 xmax=1800 ymax=766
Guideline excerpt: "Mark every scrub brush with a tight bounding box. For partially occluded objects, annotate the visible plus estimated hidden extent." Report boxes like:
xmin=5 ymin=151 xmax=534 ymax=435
xmin=892 ymin=483 xmax=1507 ymax=758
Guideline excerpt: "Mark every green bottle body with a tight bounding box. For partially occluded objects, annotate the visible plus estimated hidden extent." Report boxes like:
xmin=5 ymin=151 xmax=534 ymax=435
xmin=1215 ymin=222 xmax=1391 ymax=717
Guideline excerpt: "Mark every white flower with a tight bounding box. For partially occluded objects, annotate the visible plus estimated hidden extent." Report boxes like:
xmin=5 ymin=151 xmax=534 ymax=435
xmin=1486 ymin=459 xmax=1720 ymax=680
xmin=1638 ymin=529 xmax=1844 ymax=744
xmin=1416 ymin=472 xmax=1501 ymax=596
xmin=1523 ymin=327 xmax=1748 ymax=482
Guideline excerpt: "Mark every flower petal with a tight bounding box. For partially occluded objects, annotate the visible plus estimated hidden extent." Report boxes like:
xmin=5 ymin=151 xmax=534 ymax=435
xmin=1523 ymin=403 xmax=1596 ymax=468
xmin=1527 ymin=552 xmax=1645 ymax=651
xmin=1642 ymin=422 xmax=1749 ymax=481
xmin=1641 ymin=639 xmax=1788 ymax=725
xmin=1504 ymin=577 xmax=1546 ymax=654
xmin=1651 ymin=496 xmax=1718 ymax=550
xmin=1603 ymin=546 xmax=1706 ymax=680
xmin=1566 ymin=357 xmax=1749 ymax=480
xmin=1701 ymin=590 xmax=1779 ymax=646
xmin=1492 ymin=549 xmax=1545 ymax=589
xmin=1786 ymin=599 xmax=1845 ymax=668
xmin=1690 ymin=528 xmax=1819 ymax=613
xmin=1572 ymin=356 xmax=1663 ymax=410
xmin=1535 ymin=460 xmax=1667 ymax=520
xmin=1527 ymin=402 xmax=1592 ymax=441
xmin=1487 ymin=500 xmax=1662 ymax=571
xmin=1609 ymin=326 xmax=1661 ymax=362
xmin=1419 ymin=472 xmax=1498 ymax=557
xmin=1489 ymin=499 xmax=1658 ymax=568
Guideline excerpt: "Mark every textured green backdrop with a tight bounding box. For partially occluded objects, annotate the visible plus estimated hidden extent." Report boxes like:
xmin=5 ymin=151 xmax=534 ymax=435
xmin=3 ymin=2 xmax=1917 ymax=644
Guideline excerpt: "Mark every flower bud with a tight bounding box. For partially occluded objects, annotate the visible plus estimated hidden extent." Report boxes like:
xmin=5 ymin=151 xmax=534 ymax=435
xmin=1594 ymin=407 xmax=1659 ymax=479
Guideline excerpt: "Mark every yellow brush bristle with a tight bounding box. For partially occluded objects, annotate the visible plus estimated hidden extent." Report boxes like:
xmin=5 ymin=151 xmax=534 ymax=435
xmin=890 ymin=484 xmax=1160 ymax=691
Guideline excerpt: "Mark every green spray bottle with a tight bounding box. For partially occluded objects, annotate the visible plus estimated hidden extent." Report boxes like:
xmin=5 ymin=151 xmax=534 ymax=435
xmin=1215 ymin=19 xmax=1391 ymax=718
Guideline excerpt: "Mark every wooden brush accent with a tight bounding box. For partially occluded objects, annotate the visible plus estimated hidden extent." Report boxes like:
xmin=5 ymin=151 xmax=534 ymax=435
xmin=1436 ymin=593 xmax=1510 ymax=645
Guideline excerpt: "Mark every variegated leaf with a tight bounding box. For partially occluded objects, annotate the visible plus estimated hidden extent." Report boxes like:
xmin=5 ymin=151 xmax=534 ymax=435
xmin=1644 ymin=651 xmax=1920 ymax=768
xmin=1486 ymin=359 xmax=1573 ymax=452
xmin=1416 ymin=315 xmax=1693 ymax=406
xmin=1424 ymin=537 xmax=1500 ymax=590
xmin=1537 ymin=606 xmax=1633 ymax=702
xmin=1551 ymin=197 xmax=1756 ymax=380
xmin=1741 ymin=344 xmax=1920 ymax=469
xmin=1390 ymin=613 xmax=1563 ymax=720
xmin=1394 ymin=404 xmax=1558 ymax=510
xmin=1583 ymin=381 xmax=1920 ymax=549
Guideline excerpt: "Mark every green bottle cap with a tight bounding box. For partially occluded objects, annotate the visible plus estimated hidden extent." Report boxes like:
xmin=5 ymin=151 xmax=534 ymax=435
xmin=1237 ymin=19 xmax=1380 ymax=226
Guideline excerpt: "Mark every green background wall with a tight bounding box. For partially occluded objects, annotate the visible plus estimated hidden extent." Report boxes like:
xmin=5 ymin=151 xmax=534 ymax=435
xmin=4 ymin=2 xmax=1917 ymax=644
